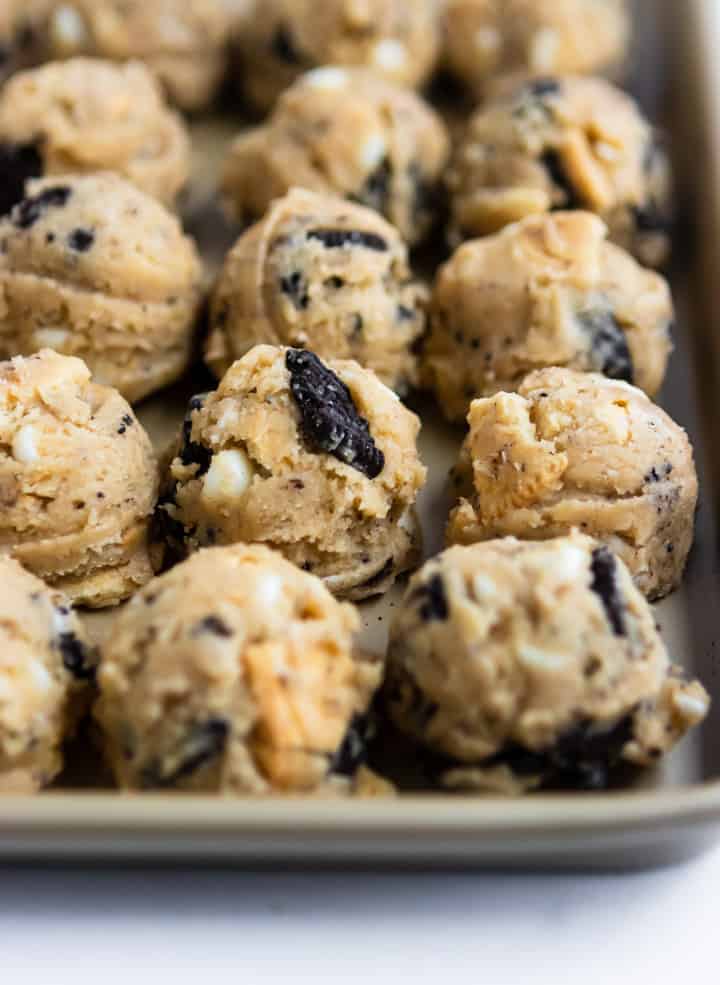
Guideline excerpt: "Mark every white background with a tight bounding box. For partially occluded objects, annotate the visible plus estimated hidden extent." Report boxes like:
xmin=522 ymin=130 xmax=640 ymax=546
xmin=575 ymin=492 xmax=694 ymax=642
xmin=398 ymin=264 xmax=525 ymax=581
xmin=2 ymin=844 xmax=719 ymax=980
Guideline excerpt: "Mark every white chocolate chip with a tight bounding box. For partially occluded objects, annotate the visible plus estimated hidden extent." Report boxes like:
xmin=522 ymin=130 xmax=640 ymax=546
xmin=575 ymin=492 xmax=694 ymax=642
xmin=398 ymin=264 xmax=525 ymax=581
xmin=202 ymin=448 xmax=254 ymax=502
xmin=474 ymin=27 xmax=501 ymax=54
xmin=373 ymin=39 xmax=407 ymax=72
xmin=672 ymin=690 xmax=710 ymax=722
xmin=360 ymin=133 xmax=387 ymax=171
xmin=304 ymin=67 xmax=349 ymax=90
xmin=472 ymin=573 xmax=496 ymax=600
xmin=530 ymin=27 xmax=560 ymax=71
xmin=518 ymin=644 xmax=568 ymax=670
xmin=552 ymin=543 xmax=587 ymax=581
xmin=256 ymin=574 xmax=283 ymax=608
xmin=12 ymin=425 xmax=39 ymax=464
xmin=50 ymin=5 xmax=88 ymax=49
xmin=33 ymin=328 xmax=69 ymax=350
xmin=28 ymin=660 xmax=53 ymax=694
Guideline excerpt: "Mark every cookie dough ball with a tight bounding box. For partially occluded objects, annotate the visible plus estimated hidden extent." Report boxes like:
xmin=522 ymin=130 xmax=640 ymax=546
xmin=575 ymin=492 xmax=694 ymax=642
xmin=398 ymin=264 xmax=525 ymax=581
xmin=447 ymin=368 xmax=697 ymax=600
xmin=208 ymin=188 xmax=426 ymax=394
xmin=95 ymin=543 xmax=385 ymax=794
xmin=0 ymin=58 xmax=190 ymax=213
xmin=386 ymin=535 xmax=709 ymax=793
xmin=0 ymin=350 xmax=158 ymax=607
xmin=0 ymin=557 xmax=97 ymax=792
xmin=0 ymin=173 xmax=204 ymax=403
xmin=222 ymin=67 xmax=450 ymax=246
xmin=47 ymin=0 xmax=230 ymax=111
xmin=154 ymin=345 xmax=426 ymax=600
xmin=442 ymin=0 xmax=630 ymax=96
xmin=0 ymin=1 xmax=51 ymax=83
xmin=234 ymin=0 xmax=440 ymax=113
xmin=447 ymin=76 xmax=672 ymax=267
xmin=424 ymin=212 xmax=673 ymax=422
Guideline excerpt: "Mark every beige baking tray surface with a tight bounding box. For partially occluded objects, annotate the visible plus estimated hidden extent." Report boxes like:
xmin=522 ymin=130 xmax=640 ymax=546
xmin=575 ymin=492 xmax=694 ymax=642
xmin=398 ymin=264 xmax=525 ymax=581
xmin=1 ymin=0 xmax=719 ymax=869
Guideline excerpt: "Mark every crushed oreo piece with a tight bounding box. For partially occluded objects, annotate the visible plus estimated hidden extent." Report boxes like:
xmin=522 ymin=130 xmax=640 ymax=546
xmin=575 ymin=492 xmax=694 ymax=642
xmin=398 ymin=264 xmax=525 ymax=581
xmin=150 ymin=488 xmax=188 ymax=565
xmin=307 ymin=228 xmax=388 ymax=252
xmin=12 ymin=184 xmax=71 ymax=229
xmin=579 ymin=309 xmax=634 ymax=383
xmin=117 ymin=413 xmax=134 ymax=435
xmin=397 ymin=304 xmax=415 ymax=322
xmin=354 ymin=157 xmax=391 ymax=214
xmin=413 ymin=574 xmax=449 ymax=622
xmin=590 ymin=547 xmax=627 ymax=637
xmin=329 ymin=713 xmax=374 ymax=777
xmin=271 ymin=24 xmax=302 ymax=64
xmin=280 ymin=271 xmax=310 ymax=310
xmin=541 ymin=149 xmax=583 ymax=209
xmin=140 ymin=718 xmax=229 ymax=789
xmin=0 ymin=140 xmax=43 ymax=217
xmin=286 ymin=348 xmax=385 ymax=478
xmin=57 ymin=630 xmax=96 ymax=681
xmin=68 ymin=227 xmax=94 ymax=252
xmin=527 ymin=77 xmax=561 ymax=98
xmin=193 ymin=615 xmax=233 ymax=638
xmin=179 ymin=394 xmax=212 ymax=477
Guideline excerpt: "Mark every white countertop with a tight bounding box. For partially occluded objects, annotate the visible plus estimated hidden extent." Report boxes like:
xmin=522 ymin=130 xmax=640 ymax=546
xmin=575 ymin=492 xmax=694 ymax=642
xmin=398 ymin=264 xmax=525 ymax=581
xmin=3 ymin=844 xmax=719 ymax=980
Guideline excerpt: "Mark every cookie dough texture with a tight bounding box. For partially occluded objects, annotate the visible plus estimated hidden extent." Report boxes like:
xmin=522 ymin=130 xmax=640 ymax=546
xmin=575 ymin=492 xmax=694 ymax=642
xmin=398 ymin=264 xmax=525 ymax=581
xmin=222 ymin=67 xmax=449 ymax=246
xmin=442 ymin=0 xmax=630 ymax=95
xmin=154 ymin=345 xmax=426 ymax=601
xmin=234 ymin=0 xmax=440 ymax=112
xmin=0 ymin=173 xmax=204 ymax=403
xmin=447 ymin=76 xmax=672 ymax=267
xmin=95 ymin=544 xmax=386 ymax=794
xmin=0 ymin=0 xmax=51 ymax=83
xmin=47 ymin=0 xmax=231 ymax=111
xmin=424 ymin=212 xmax=673 ymax=422
xmin=448 ymin=368 xmax=697 ymax=600
xmin=0 ymin=350 xmax=158 ymax=607
xmin=208 ymin=188 xmax=426 ymax=394
xmin=386 ymin=535 xmax=710 ymax=793
xmin=0 ymin=58 xmax=190 ymax=210
xmin=0 ymin=558 xmax=97 ymax=793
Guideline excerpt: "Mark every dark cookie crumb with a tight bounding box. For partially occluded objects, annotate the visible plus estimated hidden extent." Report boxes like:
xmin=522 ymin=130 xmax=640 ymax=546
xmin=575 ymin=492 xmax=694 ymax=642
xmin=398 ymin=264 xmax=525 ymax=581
xmin=178 ymin=394 xmax=212 ymax=477
xmin=646 ymin=462 xmax=673 ymax=483
xmin=397 ymin=304 xmax=415 ymax=321
xmin=117 ymin=413 xmax=134 ymax=435
xmin=307 ymin=228 xmax=388 ymax=252
xmin=412 ymin=573 xmax=448 ymax=622
xmin=541 ymin=149 xmax=583 ymax=210
xmin=140 ymin=718 xmax=229 ymax=789
xmin=193 ymin=615 xmax=233 ymax=638
xmin=527 ymin=77 xmax=561 ymax=98
xmin=590 ymin=547 xmax=627 ymax=637
xmin=12 ymin=185 xmax=71 ymax=229
xmin=329 ymin=713 xmax=374 ymax=777
xmin=578 ymin=309 xmax=634 ymax=384
xmin=0 ymin=140 xmax=43 ymax=217
xmin=57 ymin=630 xmax=96 ymax=681
xmin=280 ymin=271 xmax=310 ymax=310
xmin=67 ymin=227 xmax=94 ymax=252
xmin=286 ymin=348 xmax=385 ymax=478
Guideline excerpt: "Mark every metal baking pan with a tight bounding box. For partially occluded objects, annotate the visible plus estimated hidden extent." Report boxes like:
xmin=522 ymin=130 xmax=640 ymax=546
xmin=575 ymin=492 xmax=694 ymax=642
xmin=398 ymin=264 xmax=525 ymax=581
xmin=1 ymin=0 xmax=718 ymax=869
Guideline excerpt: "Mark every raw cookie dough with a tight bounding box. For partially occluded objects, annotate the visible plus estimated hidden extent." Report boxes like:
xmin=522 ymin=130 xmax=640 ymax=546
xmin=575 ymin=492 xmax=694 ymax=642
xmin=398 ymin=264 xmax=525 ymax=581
xmin=442 ymin=0 xmax=630 ymax=96
xmin=447 ymin=368 xmax=697 ymax=601
xmin=0 ymin=557 xmax=96 ymax=793
xmin=222 ymin=67 xmax=450 ymax=246
xmin=0 ymin=0 xmax=51 ymax=83
xmin=424 ymin=212 xmax=673 ymax=422
xmin=95 ymin=543 xmax=387 ymax=794
xmin=0 ymin=58 xmax=190 ymax=213
xmin=0 ymin=350 xmax=158 ymax=607
xmin=0 ymin=173 xmax=204 ymax=403
xmin=153 ymin=345 xmax=426 ymax=601
xmin=447 ymin=75 xmax=672 ymax=267
xmin=208 ymin=188 xmax=426 ymax=394
xmin=47 ymin=0 xmax=231 ymax=111
xmin=233 ymin=0 xmax=440 ymax=113
xmin=385 ymin=535 xmax=710 ymax=793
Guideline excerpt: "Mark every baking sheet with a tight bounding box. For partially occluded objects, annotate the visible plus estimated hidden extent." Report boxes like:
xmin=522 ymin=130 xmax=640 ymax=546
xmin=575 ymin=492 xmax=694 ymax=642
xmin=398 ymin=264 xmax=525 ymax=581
xmin=1 ymin=0 xmax=719 ymax=868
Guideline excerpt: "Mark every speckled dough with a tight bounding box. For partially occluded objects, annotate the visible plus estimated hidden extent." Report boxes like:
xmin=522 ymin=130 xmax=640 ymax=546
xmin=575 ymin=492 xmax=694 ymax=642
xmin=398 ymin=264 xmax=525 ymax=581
xmin=442 ymin=0 xmax=630 ymax=95
xmin=385 ymin=535 xmax=709 ymax=793
xmin=208 ymin=188 xmax=426 ymax=394
xmin=95 ymin=544 xmax=388 ymax=794
xmin=447 ymin=76 xmax=672 ymax=266
xmin=424 ymin=212 xmax=673 ymax=422
xmin=0 ymin=557 xmax=97 ymax=793
xmin=154 ymin=345 xmax=426 ymax=601
xmin=447 ymin=368 xmax=697 ymax=600
xmin=222 ymin=67 xmax=449 ymax=246
xmin=0 ymin=58 xmax=190 ymax=212
xmin=0 ymin=350 xmax=158 ymax=607
xmin=234 ymin=0 xmax=440 ymax=112
xmin=0 ymin=173 xmax=204 ymax=403
xmin=47 ymin=0 xmax=230 ymax=111
xmin=0 ymin=0 xmax=51 ymax=83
